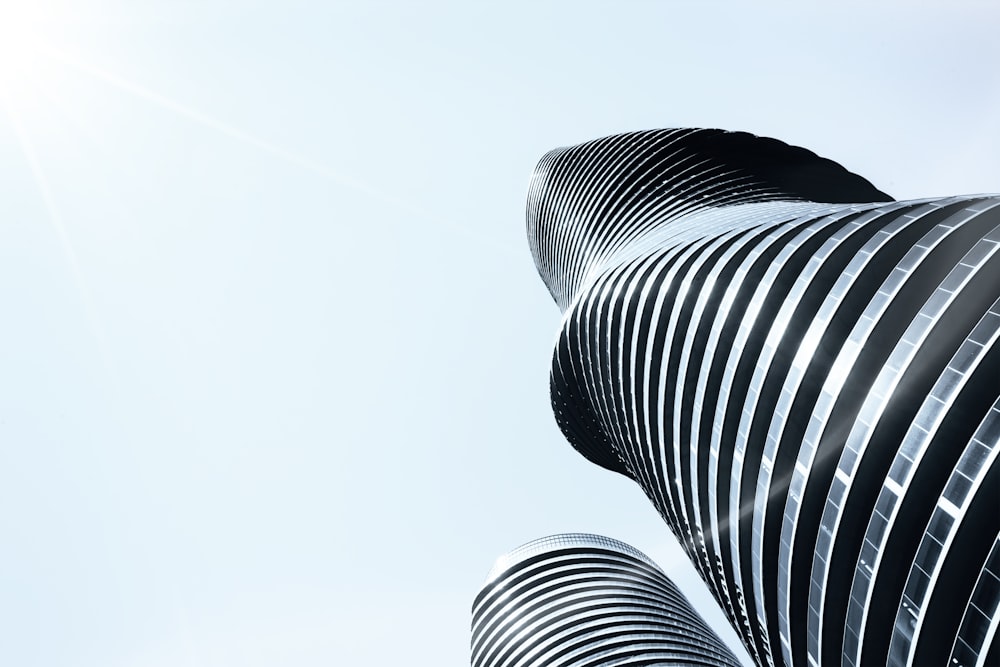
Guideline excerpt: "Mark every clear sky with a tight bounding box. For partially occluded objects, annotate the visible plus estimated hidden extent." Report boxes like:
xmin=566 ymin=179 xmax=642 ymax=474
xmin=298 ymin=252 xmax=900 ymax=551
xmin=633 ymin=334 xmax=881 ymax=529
xmin=1 ymin=1 xmax=997 ymax=665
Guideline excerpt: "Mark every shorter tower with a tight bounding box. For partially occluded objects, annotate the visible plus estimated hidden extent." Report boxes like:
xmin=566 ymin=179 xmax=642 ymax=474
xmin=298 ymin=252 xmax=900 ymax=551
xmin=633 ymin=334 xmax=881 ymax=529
xmin=471 ymin=533 xmax=744 ymax=667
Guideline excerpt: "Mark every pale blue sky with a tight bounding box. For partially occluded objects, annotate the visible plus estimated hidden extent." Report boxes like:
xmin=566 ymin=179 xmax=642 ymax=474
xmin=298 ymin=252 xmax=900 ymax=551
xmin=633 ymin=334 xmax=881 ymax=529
xmin=1 ymin=2 xmax=997 ymax=665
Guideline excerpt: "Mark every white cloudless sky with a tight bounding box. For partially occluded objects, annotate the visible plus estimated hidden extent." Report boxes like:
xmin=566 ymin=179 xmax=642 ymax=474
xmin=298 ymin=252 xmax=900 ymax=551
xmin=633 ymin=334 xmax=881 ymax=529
xmin=1 ymin=2 xmax=997 ymax=665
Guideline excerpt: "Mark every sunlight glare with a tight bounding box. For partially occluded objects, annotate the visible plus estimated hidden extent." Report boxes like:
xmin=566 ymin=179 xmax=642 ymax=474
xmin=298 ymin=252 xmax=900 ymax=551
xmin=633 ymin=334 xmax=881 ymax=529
xmin=0 ymin=2 xmax=50 ymax=98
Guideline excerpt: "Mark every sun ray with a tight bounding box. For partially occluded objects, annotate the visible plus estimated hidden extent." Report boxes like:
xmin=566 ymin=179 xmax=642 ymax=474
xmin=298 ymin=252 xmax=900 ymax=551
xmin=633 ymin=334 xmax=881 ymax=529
xmin=35 ymin=42 xmax=522 ymax=257
xmin=2 ymin=91 xmax=117 ymax=383
xmin=37 ymin=43 xmax=387 ymax=195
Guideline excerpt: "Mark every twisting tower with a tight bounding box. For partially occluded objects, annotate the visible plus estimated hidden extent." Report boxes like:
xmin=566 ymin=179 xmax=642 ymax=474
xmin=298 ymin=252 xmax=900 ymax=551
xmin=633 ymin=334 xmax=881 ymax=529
xmin=527 ymin=129 xmax=1000 ymax=667
xmin=471 ymin=533 xmax=744 ymax=667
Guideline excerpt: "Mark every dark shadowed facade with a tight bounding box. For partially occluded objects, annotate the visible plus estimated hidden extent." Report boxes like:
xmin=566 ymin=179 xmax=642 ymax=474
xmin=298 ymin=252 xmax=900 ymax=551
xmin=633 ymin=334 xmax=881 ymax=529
xmin=477 ymin=129 xmax=999 ymax=667
xmin=472 ymin=534 xmax=744 ymax=667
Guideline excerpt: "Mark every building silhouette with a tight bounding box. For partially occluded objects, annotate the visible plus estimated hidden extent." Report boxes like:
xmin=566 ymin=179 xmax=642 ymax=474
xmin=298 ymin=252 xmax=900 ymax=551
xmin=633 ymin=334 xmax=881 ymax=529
xmin=472 ymin=533 xmax=744 ymax=667
xmin=504 ymin=129 xmax=1000 ymax=667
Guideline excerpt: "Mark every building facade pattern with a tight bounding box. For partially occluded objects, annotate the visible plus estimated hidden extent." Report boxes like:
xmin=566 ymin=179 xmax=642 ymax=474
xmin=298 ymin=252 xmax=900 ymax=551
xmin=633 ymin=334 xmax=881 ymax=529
xmin=472 ymin=533 xmax=744 ymax=667
xmin=526 ymin=129 xmax=1000 ymax=667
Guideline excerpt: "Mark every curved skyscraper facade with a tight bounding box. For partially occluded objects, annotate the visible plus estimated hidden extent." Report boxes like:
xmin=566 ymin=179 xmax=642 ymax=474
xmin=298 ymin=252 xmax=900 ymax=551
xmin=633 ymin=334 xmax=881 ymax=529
xmin=526 ymin=129 xmax=1000 ymax=667
xmin=471 ymin=533 xmax=744 ymax=667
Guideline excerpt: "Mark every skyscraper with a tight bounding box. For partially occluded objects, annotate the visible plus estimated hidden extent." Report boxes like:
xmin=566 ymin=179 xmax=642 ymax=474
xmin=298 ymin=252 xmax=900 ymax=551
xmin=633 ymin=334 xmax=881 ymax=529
xmin=523 ymin=129 xmax=999 ymax=667
xmin=471 ymin=533 xmax=744 ymax=667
